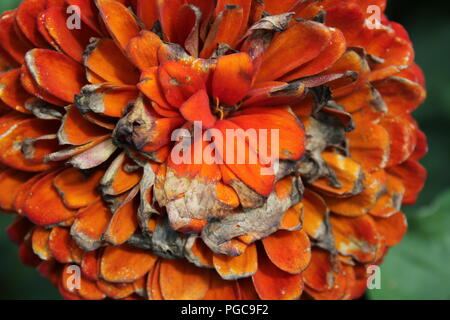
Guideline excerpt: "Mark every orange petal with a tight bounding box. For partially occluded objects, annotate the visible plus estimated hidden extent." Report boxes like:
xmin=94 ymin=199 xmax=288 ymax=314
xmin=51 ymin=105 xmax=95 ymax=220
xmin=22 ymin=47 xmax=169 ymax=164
xmin=100 ymin=153 xmax=142 ymax=195
xmin=410 ymin=128 xmax=427 ymax=161
xmin=374 ymin=211 xmax=407 ymax=247
xmin=336 ymin=83 xmax=378 ymax=114
xmin=298 ymin=191 xmax=328 ymax=240
xmin=81 ymin=251 xmax=99 ymax=281
xmin=70 ymin=199 xmax=112 ymax=251
xmin=321 ymin=49 xmax=369 ymax=98
xmin=48 ymin=227 xmax=81 ymax=263
xmin=53 ymin=167 xmax=103 ymax=209
xmin=262 ymin=229 xmax=311 ymax=274
xmin=311 ymin=152 xmax=365 ymax=197
xmin=0 ymin=116 xmax=61 ymax=172
xmin=213 ymin=243 xmax=258 ymax=280
xmin=282 ymin=28 xmax=347 ymax=81
xmin=214 ymin=119 xmax=275 ymax=197
xmin=264 ymin=0 xmax=298 ymax=15
xmin=386 ymin=160 xmax=426 ymax=205
xmin=381 ymin=116 xmax=417 ymax=167
xmin=127 ymin=30 xmax=162 ymax=71
xmin=242 ymin=81 xmax=306 ymax=108
xmin=0 ymin=169 xmax=33 ymax=211
xmin=104 ymin=190 xmax=139 ymax=245
xmin=78 ymin=84 xmax=139 ymax=118
xmin=25 ymin=49 xmax=85 ymax=103
xmin=100 ymin=245 xmax=157 ymax=283
xmin=159 ymin=258 xmax=211 ymax=300
xmin=236 ymin=277 xmax=259 ymax=300
xmin=158 ymin=61 xmax=206 ymax=107
xmin=325 ymin=3 xmax=365 ymax=42
xmin=255 ymin=20 xmax=332 ymax=82
xmin=96 ymin=0 xmax=141 ymax=53
xmin=31 ymin=227 xmax=52 ymax=260
xmin=324 ymin=170 xmax=386 ymax=217
xmin=303 ymin=248 xmax=348 ymax=300
xmin=0 ymin=11 xmax=33 ymax=64
xmin=347 ymin=119 xmax=390 ymax=172
xmin=84 ymin=38 xmax=140 ymax=85
xmin=24 ymin=171 xmax=77 ymax=226
xmin=145 ymin=261 xmax=163 ymax=300
xmin=185 ymin=236 xmax=214 ymax=268
xmin=16 ymin=0 xmax=48 ymax=47
xmin=213 ymin=52 xmax=254 ymax=106
xmin=279 ymin=202 xmax=303 ymax=231
xmin=302 ymin=249 xmax=335 ymax=292
xmin=369 ymin=174 xmax=405 ymax=218
xmin=13 ymin=171 xmax=47 ymax=215
xmin=200 ymin=5 xmax=244 ymax=58
xmin=171 ymin=4 xmax=202 ymax=56
xmin=97 ymin=279 xmax=135 ymax=299
xmin=137 ymin=0 xmax=158 ymax=29
xmin=203 ymin=272 xmax=239 ymax=300
xmin=157 ymin=0 xmax=186 ymax=43
xmin=229 ymin=111 xmax=305 ymax=161
xmin=373 ymin=77 xmax=426 ymax=117
xmin=215 ymin=0 xmax=251 ymax=38
xmin=20 ymin=64 xmax=66 ymax=106
xmin=58 ymin=105 xmax=110 ymax=145
xmin=138 ymin=67 xmax=172 ymax=109
xmin=252 ymin=251 xmax=303 ymax=300
xmin=78 ymin=276 xmax=106 ymax=300
xmin=180 ymin=89 xmax=216 ymax=128
xmin=43 ymin=6 xmax=97 ymax=63
xmin=331 ymin=214 xmax=381 ymax=263
xmin=0 ymin=68 xmax=32 ymax=113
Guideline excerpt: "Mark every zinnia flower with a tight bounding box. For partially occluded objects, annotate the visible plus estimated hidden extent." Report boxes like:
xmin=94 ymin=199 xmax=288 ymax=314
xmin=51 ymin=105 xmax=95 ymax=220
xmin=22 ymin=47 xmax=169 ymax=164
xmin=0 ymin=0 xmax=427 ymax=300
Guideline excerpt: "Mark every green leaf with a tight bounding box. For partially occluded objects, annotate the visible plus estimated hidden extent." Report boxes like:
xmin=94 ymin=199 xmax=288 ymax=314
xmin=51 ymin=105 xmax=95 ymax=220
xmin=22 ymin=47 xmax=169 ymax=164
xmin=0 ymin=214 xmax=61 ymax=299
xmin=0 ymin=0 xmax=22 ymax=11
xmin=368 ymin=190 xmax=450 ymax=300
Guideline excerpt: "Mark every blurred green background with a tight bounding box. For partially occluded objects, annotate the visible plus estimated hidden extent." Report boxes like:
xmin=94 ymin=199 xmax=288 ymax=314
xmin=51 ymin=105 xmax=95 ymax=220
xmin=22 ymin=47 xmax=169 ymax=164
xmin=0 ymin=0 xmax=449 ymax=299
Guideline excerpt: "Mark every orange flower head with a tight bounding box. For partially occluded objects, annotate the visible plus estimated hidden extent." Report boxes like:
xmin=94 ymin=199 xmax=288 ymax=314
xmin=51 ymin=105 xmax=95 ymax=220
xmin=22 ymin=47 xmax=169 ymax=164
xmin=0 ymin=0 xmax=427 ymax=300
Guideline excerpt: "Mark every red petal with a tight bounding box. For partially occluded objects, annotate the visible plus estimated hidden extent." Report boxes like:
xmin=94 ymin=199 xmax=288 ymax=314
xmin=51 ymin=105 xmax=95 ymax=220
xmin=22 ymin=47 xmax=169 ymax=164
xmin=26 ymin=49 xmax=85 ymax=103
xmin=214 ymin=119 xmax=275 ymax=197
xmin=0 ymin=68 xmax=32 ymax=113
xmin=43 ymin=6 xmax=97 ymax=63
xmin=281 ymin=28 xmax=347 ymax=81
xmin=213 ymin=53 xmax=254 ymax=106
xmin=386 ymin=160 xmax=426 ymax=205
xmin=137 ymin=0 xmax=158 ymax=29
xmin=255 ymin=20 xmax=332 ymax=82
xmin=200 ymin=5 xmax=244 ymax=58
xmin=16 ymin=0 xmax=48 ymax=48
xmin=158 ymin=61 xmax=206 ymax=108
xmin=0 ymin=11 xmax=33 ymax=64
xmin=180 ymin=89 xmax=216 ymax=128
